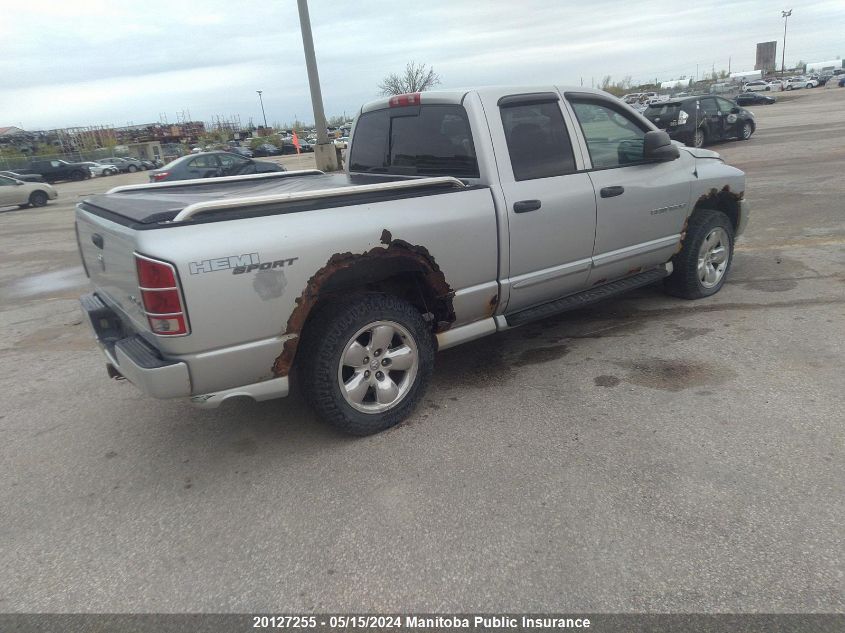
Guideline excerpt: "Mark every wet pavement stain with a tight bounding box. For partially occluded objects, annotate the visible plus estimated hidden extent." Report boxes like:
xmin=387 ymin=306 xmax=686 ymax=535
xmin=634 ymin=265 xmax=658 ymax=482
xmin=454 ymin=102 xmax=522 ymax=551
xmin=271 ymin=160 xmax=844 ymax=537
xmin=594 ymin=375 xmax=621 ymax=388
xmin=435 ymin=339 xmax=511 ymax=388
xmin=619 ymin=358 xmax=736 ymax=392
xmin=512 ymin=344 xmax=570 ymax=367
xmin=1 ymin=266 xmax=88 ymax=299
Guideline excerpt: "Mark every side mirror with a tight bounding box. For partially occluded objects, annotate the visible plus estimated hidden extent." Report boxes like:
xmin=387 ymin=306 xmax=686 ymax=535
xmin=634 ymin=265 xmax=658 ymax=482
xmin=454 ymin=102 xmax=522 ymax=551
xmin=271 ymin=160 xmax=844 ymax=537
xmin=731 ymin=107 xmax=740 ymax=114
xmin=643 ymin=130 xmax=680 ymax=162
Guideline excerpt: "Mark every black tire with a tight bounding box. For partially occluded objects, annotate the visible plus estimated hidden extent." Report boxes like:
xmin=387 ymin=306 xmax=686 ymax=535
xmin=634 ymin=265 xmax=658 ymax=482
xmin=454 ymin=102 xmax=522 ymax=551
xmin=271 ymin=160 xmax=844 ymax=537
xmin=71 ymin=170 xmax=85 ymax=181
xmin=28 ymin=190 xmax=48 ymax=207
xmin=739 ymin=122 xmax=753 ymax=140
xmin=298 ymin=293 xmax=435 ymax=435
xmin=664 ymin=209 xmax=734 ymax=299
xmin=127 ymin=165 xmax=137 ymax=173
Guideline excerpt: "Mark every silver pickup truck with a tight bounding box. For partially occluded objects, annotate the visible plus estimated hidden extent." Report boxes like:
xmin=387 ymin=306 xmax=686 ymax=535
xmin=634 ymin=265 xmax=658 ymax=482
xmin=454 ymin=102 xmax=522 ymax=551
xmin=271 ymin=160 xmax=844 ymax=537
xmin=76 ymin=86 xmax=749 ymax=435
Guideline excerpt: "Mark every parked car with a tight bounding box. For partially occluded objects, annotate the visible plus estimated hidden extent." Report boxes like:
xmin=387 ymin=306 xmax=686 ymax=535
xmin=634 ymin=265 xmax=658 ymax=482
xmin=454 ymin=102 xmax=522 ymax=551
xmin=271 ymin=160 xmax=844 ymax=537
xmin=644 ymin=95 xmax=755 ymax=148
xmin=784 ymin=76 xmax=816 ymax=90
xmin=735 ymin=93 xmax=776 ymax=106
xmin=298 ymin=141 xmax=314 ymax=152
xmin=840 ymin=76 xmax=845 ymax=88
xmin=228 ymin=146 xmax=254 ymax=158
xmin=139 ymin=159 xmax=158 ymax=170
xmin=334 ymin=137 xmax=350 ymax=149
xmin=76 ymin=85 xmax=749 ymax=435
xmin=81 ymin=162 xmax=119 ymax=176
xmin=745 ymin=79 xmax=772 ymax=92
xmin=0 ymin=174 xmax=58 ymax=208
xmin=252 ymin=143 xmax=281 ymax=157
xmin=20 ymin=159 xmax=91 ymax=183
xmin=147 ymin=151 xmax=286 ymax=182
xmin=0 ymin=170 xmax=45 ymax=183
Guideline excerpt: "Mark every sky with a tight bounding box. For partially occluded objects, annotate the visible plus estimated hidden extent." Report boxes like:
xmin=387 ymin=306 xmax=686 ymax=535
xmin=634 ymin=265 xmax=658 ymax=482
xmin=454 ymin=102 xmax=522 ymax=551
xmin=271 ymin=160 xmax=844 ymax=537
xmin=1 ymin=0 xmax=843 ymax=130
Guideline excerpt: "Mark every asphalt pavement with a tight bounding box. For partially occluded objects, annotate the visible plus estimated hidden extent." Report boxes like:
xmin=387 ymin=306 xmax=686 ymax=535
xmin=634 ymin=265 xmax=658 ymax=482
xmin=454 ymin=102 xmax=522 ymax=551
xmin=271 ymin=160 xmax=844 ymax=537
xmin=0 ymin=88 xmax=842 ymax=612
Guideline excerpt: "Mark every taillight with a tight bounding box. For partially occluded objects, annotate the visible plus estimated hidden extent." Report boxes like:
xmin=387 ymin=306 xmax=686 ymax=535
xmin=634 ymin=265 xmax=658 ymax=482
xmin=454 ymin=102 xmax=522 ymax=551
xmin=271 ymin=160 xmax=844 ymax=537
xmin=152 ymin=172 xmax=170 ymax=182
xmin=388 ymin=92 xmax=421 ymax=107
xmin=135 ymin=254 xmax=189 ymax=335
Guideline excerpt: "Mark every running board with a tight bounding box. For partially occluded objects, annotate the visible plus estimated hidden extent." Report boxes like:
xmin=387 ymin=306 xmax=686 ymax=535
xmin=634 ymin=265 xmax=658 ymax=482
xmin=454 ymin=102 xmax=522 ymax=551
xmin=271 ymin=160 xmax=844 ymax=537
xmin=504 ymin=267 xmax=669 ymax=328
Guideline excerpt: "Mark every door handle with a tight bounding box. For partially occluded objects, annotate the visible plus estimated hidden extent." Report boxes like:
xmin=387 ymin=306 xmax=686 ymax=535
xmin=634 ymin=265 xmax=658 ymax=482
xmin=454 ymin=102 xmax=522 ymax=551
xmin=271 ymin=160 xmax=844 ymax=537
xmin=600 ymin=186 xmax=625 ymax=198
xmin=513 ymin=199 xmax=542 ymax=213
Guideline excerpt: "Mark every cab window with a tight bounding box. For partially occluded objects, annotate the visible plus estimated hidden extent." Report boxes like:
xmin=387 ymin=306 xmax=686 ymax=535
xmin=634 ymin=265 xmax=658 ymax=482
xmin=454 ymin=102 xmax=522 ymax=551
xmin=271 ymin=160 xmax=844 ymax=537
xmin=699 ymin=98 xmax=719 ymax=115
xmin=499 ymin=100 xmax=576 ymax=181
xmin=569 ymin=99 xmax=647 ymax=169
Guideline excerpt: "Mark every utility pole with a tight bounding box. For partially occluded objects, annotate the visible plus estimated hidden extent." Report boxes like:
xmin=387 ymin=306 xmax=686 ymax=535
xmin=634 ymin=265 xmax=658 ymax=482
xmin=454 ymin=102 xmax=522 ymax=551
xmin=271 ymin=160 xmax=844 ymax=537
xmin=781 ymin=9 xmax=792 ymax=76
xmin=256 ymin=90 xmax=268 ymax=129
xmin=297 ymin=0 xmax=338 ymax=171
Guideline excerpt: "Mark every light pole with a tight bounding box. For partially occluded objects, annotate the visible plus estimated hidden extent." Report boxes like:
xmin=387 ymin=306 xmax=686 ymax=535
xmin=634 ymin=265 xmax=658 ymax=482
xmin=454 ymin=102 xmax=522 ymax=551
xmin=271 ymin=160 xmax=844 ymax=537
xmin=297 ymin=0 xmax=339 ymax=171
xmin=256 ymin=90 xmax=268 ymax=129
xmin=781 ymin=9 xmax=792 ymax=76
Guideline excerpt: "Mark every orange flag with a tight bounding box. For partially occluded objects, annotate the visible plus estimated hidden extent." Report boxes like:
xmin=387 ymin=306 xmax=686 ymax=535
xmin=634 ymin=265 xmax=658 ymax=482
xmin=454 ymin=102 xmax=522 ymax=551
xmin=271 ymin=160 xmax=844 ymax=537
xmin=292 ymin=131 xmax=301 ymax=155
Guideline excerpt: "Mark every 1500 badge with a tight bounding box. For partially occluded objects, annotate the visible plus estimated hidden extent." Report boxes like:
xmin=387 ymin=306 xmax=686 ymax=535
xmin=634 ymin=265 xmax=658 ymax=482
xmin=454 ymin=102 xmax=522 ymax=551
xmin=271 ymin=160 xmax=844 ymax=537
xmin=189 ymin=253 xmax=298 ymax=275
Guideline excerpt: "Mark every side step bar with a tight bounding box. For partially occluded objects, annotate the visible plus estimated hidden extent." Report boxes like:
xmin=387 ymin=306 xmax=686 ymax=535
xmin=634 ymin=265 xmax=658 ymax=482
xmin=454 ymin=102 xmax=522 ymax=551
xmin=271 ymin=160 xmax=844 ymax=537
xmin=504 ymin=267 xmax=669 ymax=328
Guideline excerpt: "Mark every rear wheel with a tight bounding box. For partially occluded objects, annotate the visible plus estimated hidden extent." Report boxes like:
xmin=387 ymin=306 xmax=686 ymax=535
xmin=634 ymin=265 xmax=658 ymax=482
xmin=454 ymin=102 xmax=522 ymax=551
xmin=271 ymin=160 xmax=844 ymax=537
xmin=740 ymin=122 xmax=753 ymax=140
xmin=28 ymin=190 xmax=48 ymax=207
xmin=298 ymin=293 xmax=434 ymax=435
xmin=664 ymin=209 xmax=734 ymax=299
xmin=690 ymin=127 xmax=706 ymax=148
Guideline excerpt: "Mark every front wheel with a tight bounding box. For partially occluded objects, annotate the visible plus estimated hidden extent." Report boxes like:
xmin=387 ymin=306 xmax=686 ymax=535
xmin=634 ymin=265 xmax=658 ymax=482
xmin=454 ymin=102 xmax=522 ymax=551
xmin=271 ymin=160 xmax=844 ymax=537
xmin=127 ymin=165 xmax=137 ymax=173
xmin=664 ymin=209 xmax=734 ymax=299
xmin=298 ymin=293 xmax=434 ymax=435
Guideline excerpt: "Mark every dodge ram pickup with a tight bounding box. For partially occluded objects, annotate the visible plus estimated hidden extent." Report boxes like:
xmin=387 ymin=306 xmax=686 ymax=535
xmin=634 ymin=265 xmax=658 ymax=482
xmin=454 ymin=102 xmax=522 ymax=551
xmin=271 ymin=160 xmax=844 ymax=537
xmin=76 ymin=86 xmax=749 ymax=435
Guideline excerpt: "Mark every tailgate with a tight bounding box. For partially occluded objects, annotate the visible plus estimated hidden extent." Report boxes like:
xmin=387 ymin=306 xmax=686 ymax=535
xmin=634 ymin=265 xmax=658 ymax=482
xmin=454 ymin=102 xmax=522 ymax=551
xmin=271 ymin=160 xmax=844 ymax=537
xmin=76 ymin=207 xmax=149 ymax=332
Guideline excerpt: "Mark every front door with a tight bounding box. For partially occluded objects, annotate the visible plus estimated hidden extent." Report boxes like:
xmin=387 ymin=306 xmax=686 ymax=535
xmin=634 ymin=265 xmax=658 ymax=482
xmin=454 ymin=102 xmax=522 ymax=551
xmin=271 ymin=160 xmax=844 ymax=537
xmin=0 ymin=175 xmax=25 ymax=206
xmin=488 ymin=92 xmax=597 ymax=313
xmin=565 ymin=95 xmax=691 ymax=284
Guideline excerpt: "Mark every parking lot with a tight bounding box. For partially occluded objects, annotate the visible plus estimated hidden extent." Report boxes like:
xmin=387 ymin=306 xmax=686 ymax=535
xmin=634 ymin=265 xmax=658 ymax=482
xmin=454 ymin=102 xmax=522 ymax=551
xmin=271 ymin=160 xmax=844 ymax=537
xmin=1 ymin=87 xmax=842 ymax=612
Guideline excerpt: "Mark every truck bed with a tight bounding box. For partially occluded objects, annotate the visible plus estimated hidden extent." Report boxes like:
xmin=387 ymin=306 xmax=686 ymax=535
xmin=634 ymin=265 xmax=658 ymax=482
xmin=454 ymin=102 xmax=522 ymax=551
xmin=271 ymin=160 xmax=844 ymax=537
xmin=80 ymin=172 xmax=470 ymax=228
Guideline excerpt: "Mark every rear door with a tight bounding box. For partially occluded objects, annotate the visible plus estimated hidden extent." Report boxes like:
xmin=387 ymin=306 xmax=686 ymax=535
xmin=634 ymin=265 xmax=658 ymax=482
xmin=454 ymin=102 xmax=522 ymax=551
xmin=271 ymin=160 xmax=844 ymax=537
xmin=184 ymin=154 xmax=221 ymax=178
xmin=565 ymin=94 xmax=691 ymax=284
xmin=483 ymin=91 xmax=597 ymax=312
xmin=699 ymin=97 xmax=726 ymax=140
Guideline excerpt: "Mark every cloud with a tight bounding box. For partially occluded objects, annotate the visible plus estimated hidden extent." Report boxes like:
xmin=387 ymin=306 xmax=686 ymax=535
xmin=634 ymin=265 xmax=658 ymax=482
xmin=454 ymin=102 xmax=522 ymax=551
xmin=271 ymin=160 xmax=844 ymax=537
xmin=0 ymin=0 xmax=843 ymax=129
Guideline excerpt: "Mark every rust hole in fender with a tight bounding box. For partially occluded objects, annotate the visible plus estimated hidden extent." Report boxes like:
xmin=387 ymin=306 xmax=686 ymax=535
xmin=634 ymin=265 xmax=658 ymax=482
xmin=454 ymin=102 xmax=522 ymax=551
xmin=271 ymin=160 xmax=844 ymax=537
xmin=271 ymin=234 xmax=455 ymax=378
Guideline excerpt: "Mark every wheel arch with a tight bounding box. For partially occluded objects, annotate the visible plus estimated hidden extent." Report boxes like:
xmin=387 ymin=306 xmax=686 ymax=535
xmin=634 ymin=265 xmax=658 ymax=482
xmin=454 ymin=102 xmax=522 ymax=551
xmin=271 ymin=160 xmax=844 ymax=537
xmin=271 ymin=235 xmax=455 ymax=378
xmin=690 ymin=185 xmax=742 ymax=233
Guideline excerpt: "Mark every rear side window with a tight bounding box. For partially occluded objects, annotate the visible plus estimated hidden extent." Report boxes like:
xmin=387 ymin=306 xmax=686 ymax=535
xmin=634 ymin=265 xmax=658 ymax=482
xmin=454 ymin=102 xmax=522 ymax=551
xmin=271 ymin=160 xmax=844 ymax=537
xmin=500 ymin=101 xmax=576 ymax=181
xmin=349 ymin=105 xmax=479 ymax=178
xmin=644 ymin=103 xmax=681 ymax=119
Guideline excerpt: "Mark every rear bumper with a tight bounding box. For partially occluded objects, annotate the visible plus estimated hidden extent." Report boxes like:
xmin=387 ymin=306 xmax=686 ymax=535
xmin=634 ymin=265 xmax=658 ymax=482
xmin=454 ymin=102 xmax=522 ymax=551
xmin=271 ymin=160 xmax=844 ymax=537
xmin=80 ymin=293 xmax=192 ymax=399
xmin=80 ymin=292 xmax=289 ymax=407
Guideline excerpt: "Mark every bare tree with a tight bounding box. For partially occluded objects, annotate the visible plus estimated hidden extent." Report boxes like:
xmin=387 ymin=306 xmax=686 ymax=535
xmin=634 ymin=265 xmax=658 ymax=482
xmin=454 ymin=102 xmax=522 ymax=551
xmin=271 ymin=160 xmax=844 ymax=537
xmin=378 ymin=61 xmax=441 ymax=96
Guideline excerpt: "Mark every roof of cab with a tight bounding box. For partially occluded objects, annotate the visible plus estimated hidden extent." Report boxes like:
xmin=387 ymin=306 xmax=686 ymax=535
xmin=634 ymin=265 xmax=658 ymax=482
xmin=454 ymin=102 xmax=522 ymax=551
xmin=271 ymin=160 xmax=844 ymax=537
xmin=359 ymin=85 xmax=614 ymax=114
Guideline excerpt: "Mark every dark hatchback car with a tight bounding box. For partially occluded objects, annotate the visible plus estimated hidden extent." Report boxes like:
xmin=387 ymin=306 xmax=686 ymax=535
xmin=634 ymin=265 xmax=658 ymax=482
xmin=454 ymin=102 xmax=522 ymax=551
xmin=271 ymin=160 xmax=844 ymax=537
xmin=643 ymin=96 xmax=756 ymax=148
xmin=148 ymin=151 xmax=285 ymax=182
xmin=735 ymin=93 xmax=776 ymax=106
